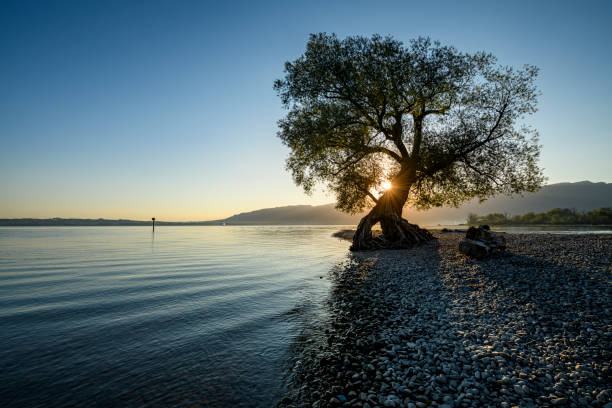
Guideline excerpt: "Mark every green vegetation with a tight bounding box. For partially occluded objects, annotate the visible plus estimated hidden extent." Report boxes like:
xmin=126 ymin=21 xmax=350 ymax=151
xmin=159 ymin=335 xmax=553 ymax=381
xmin=467 ymin=207 xmax=612 ymax=225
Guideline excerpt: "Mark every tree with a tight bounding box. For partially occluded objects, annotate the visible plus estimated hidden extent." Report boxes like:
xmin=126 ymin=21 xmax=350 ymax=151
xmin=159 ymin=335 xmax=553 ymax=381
xmin=275 ymin=33 xmax=544 ymax=250
xmin=466 ymin=213 xmax=480 ymax=226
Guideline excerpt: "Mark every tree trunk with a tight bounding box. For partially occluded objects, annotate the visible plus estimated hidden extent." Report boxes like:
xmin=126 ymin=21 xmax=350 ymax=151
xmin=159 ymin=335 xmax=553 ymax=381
xmin=350 ymin=178 xmax=434 ymax=251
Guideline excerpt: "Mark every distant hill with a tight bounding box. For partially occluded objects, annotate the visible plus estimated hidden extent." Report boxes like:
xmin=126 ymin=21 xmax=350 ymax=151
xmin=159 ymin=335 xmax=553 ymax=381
xmin=220 ymin=181 xmax=612 ymax=226
xmin=0 ymin=218 xmax=217 ymax=226
xmin=222 ymin=204 xmax=360 ymax=225
xmin=406 ymin=181 xmax=612 ymax=225
xmin=1 ymin=181 xmax=610 ymax=226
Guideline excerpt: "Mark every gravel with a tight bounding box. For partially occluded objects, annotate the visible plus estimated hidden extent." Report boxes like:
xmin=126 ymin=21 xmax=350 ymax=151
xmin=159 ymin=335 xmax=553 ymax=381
xmin=280 ymin=233 xmax=612 ymax=408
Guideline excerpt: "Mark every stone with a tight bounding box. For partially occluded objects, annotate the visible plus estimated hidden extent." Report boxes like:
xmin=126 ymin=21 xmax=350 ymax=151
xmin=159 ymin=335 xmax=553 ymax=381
xmin=277 ymin=234 xmax=610 ymax=408
xmin=465 ymin=226 xmax=506 ymax=248
xmin=551 ymin=397 xmax=568 ymax=405
xmin=459 ymin=238 xmax=490 ymax=259
xmin=460 ymin=226 xmax=506 ymax=258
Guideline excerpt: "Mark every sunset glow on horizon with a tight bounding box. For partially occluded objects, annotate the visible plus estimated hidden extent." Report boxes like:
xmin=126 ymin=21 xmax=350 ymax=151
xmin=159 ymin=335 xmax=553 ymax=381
xmin=1 ymin=1 xmax=610 ymax=221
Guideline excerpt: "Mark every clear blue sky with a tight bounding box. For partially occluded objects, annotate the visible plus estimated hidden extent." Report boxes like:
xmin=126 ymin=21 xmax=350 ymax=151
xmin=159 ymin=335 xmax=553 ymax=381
xmin=1 ymin=0 xmax=611 ymax=220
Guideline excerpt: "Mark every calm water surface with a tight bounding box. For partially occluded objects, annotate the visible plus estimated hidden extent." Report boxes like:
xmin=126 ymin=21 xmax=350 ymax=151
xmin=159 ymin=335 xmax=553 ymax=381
xmin=0 ymin=226 xmax=351 ymax=407
xmin=1 ymin=225 xmax=607 ymax=407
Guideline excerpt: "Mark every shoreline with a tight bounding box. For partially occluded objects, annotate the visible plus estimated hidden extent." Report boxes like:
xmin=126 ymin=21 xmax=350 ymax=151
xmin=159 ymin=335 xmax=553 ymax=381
xmin=281 ymin=233 xmax=611 ymax=408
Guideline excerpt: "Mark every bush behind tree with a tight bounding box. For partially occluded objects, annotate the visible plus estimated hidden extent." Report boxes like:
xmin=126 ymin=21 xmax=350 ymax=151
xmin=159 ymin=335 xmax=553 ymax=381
xmin=467 ymin=207 xmax=612 ymax=225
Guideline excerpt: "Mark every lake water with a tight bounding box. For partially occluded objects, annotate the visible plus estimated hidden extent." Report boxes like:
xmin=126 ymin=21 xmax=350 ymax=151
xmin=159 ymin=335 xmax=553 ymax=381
xmin=0 ymin=226 xmax=350 ymax=407
xmin=1 ymin=225 xmax=609 ymax=407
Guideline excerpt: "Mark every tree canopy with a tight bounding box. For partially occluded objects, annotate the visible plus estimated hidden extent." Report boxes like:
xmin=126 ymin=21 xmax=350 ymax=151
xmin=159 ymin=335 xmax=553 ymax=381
xmin=275 ymin=33 xmax=544 ymax=216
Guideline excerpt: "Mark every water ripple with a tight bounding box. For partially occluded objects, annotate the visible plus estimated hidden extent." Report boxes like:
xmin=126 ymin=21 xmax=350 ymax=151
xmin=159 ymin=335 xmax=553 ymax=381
xmin=0 ymin=226 xmax=350 ymax=407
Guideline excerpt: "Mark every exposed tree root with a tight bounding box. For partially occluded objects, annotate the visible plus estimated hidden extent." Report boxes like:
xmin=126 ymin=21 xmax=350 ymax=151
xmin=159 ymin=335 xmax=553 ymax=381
xmin=351 ymin=213 xmax=434 ymax=251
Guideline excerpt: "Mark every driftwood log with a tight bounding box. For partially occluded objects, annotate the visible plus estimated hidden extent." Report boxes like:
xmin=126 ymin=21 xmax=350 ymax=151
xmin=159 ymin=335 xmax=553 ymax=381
xmin=459 ymin=226 xmax=506 ymax=258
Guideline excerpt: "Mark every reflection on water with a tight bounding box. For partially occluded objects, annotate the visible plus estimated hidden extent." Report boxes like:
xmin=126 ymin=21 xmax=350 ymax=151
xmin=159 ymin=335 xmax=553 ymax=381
xmin=0 ymin=226 xmax=351 ymax=407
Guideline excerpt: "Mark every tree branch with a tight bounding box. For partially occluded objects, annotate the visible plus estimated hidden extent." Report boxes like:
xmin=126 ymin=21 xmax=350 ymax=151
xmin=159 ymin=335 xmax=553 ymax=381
xmin=423 ymin=105 xmax=451 ymax=116
xmin=410 ymin=112 xmax=423 ymax=160
xmin=456 ymin=103 xmax=508 ymax=156
xmin=421 ymin=103 xmax=509 ymax=178
xmin=462 ymin=159 xmax=504 ymax=187
xmin=331 ymin=151 xmax=367 ymax=176
xmin=365 ymin=145 xmax=403 ymax=163
xmin=391 ymin=112 xmax=409 ymax=158
xmin=366 ymin=190 xmax=379 ymax=203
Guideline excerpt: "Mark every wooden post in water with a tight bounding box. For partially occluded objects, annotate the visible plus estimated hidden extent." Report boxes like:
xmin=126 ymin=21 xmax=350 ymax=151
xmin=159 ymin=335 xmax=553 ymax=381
xmin=152 ymin=217 xmax=155 ymax=231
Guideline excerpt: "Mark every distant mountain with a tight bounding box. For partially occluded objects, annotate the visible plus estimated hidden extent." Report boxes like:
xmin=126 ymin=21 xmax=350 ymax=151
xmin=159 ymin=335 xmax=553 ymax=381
xmin=222 ymin=204 xmax=360 ymax=225
xmin=406 ymin=181 xmax=612 ymax=225
xmin=1 ymin=181 xmax=609 ymax=226
xmin=220 ymin=181 xmax=612 ymax=226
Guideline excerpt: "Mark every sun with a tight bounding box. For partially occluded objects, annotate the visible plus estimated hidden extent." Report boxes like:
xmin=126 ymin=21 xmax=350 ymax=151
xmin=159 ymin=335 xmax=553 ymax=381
xmin=381 ymin=181 xmax=392 ymax=191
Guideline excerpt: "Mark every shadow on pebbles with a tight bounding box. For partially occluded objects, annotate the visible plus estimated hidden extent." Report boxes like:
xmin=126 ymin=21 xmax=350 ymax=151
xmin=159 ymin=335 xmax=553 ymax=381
xmin=280 ymin=233 xmax=611 ymax=408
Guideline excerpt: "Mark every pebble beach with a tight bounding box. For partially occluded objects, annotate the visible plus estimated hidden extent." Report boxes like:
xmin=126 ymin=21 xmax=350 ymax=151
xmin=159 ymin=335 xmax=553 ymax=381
xmin=281 ymin=233 xmax=611 ymax=408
